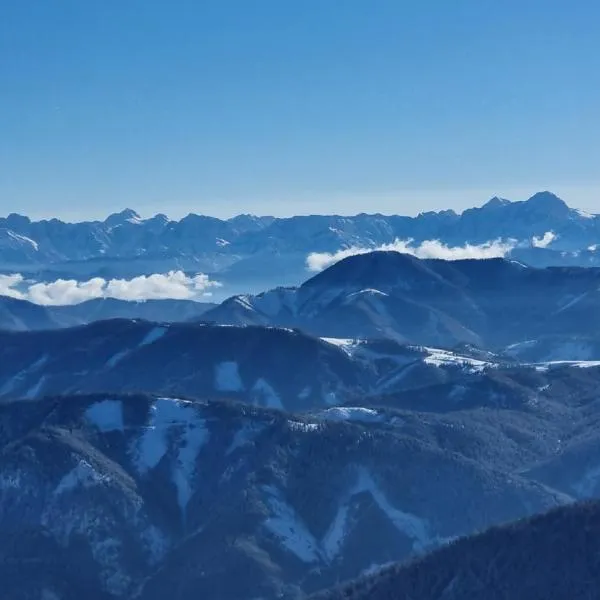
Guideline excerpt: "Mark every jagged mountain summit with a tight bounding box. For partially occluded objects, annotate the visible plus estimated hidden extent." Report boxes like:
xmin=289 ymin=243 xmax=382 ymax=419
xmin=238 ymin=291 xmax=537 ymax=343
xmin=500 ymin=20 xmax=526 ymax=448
xmin=1 ymin=192 xmax=600 ymax=291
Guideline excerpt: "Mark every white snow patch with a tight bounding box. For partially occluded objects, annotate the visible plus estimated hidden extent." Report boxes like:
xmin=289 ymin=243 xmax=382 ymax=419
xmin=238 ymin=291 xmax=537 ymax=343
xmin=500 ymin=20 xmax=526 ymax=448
xmin=573 ymin=465 xmax=600 ymax=498
xmin=361 ymin=562 xmax=395 ymax=577
xmin=288 ymin=420 xmax=320 ymax=432
xmin=7 ymin=230 xmax=39 ymax=250
xmin=85 ymin=399 xmax=124 ymax=433
xmin=321 ymin=468 xmax=431 ymax=561
xmin=555 ymin=291 xmax=590 ymax=314
xmin=131 ymin=398 xmax=209 ymax=511
xmin=323 ymin=391 xmax=339 ymax=406
xmin=319 ymin=407 xmax=382 ymax=423
xmin=132 ymin=398 xmax=202 ymax=471
xmin=251 ymin=378 xmax=283 ymax=409
xmin=226 ymin=423 xmax=265 ymax=454
xmin=215 ymin=361 xmax=244 ymax=392
xmin=449 ymin=385 xmax=467 ymax=401
xmin=321 ymin=337 xmax=356 ymax=347
xmin=353 ymin=469 xmax=431 ymax=551
xmin=538 ymin=360 xmax=600 ymax=369
xmin=55 ymin=460 xmax=110 ymax=495
xmin=232 ymin=295 xmax=257 ymax=312
xmin=504 ymin=340 xmax=537 ymax=355
xmin=140 ymin=525 xmax=170 ymax=564
xmin=172 ymin=417 xmax=209 ymax=512
xmin=320 ymin=337 xmax=358 ymax=355
xmin=263 ymin=486 xmax=321 ymax=563
xmin=375 ymin=362 xmax=422 ymax=393
xmin=139 ymin=326 xmax=167 ymax=347
xmin=106 ymin=349 xmax=130 ymax=368
xmin=422 ymin=347 xmax=488 ymax=371
xmin=347 ymin=288 xmax=389 ymax=299
xmin=0 ymin=355 xmax=48 ymax=395
xmin=322 ymin=503 xmax=350 ymax=560
xmin=298 ymin=386 xmax=312 ymax=400
xmin=23 ymin=375 xmax=46 ymax=399
xmin=509 ymin=260 xmax=529 ymax=268
xmin=576 ymin=208 xmax=595 ymax=219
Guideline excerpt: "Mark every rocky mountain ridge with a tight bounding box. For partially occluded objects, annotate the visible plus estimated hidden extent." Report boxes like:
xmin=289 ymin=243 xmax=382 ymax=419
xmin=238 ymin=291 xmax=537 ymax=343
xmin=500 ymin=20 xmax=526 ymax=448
xmin=2 ymin=192 xmax=600 ymax=292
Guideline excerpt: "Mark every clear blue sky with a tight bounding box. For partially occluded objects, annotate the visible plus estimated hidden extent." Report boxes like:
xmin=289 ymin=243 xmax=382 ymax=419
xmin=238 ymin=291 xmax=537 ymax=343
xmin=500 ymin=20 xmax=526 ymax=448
xmin=1 ymin=0 xmax=599 ymax=220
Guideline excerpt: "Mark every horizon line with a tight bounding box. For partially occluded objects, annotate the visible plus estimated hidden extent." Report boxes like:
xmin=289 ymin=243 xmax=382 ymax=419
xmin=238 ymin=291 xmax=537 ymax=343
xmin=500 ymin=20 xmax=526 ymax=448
xmin=0 ymin=189 xmax=592 ymax=224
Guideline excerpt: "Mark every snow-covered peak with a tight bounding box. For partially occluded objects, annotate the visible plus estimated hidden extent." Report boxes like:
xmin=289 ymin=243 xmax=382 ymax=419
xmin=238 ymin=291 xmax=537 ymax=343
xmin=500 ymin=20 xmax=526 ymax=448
xmin=104 ymin=209 xmax=142 ymax=228
xmin=482 ymin=196 xmax=511 ymax=209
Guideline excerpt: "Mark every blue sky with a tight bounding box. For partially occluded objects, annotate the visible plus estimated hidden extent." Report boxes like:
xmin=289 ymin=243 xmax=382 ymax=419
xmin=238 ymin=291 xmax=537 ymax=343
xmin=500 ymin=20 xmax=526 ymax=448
xmin=1 ymin=0 xmax=599 ymax=220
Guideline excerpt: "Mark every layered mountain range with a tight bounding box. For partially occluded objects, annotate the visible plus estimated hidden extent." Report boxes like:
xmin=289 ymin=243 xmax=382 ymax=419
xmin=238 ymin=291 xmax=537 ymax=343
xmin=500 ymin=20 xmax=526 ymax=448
xmin=3 ymin=316 xmax=600 ymax=596
xmin=0 ymin=388 xmax=591 ymax=600
xmin=3 ymin=204 xmax=600 ymax=599
xmin=2 ymin=317 xmax=600 ymax=413
xmin=2 ymin=192 xmax=600 ymax=294
xmin=6 ymin=249 xmax=600 ymax=359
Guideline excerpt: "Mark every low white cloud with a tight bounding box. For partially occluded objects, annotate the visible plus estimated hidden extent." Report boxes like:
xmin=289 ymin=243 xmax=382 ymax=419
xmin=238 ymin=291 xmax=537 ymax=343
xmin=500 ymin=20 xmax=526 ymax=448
xmin=306 ymin=238 xmax=517 ymax=272
xmin=0 ymin=274 xmax=26 ymax=299
xmin=0 ymin=271 xmax=221 ymax=306
xmin=531 ymin=231 xmax=556 ymax=248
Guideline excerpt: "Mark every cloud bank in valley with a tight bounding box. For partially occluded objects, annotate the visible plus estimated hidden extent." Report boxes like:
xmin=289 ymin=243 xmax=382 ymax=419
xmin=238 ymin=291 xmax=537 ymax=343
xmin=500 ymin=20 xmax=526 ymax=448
xmin=531 ymin=231 xmax=557 ymax=248
xmin=306 ymin=238 xmax=518 ymax=272
xmin=0 ymin=271 xmax=221 ymax=306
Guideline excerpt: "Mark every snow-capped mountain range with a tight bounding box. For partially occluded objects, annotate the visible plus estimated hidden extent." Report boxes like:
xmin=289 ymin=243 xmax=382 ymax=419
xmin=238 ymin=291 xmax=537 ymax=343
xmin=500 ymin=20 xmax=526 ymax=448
xmin=3 ymin=192 xmax=600 ymax=295
xmin=5 ymin=194 xmax=600 ymax=599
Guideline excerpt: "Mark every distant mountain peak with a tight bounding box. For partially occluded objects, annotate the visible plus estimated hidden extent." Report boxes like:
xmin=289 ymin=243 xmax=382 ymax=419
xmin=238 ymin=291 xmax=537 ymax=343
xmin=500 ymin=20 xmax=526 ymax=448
xmin=524 ymin=191 xmax=568 ymax=212
xmin=148 ymin=213 xmax=169 ymax=223
xmin=105 ymin=208 xmax=142 ymax=226
xmin=483 ymin=196 xmax=511 ymax=209
xmin=4 ymin=212 xmax=31 ymax=227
